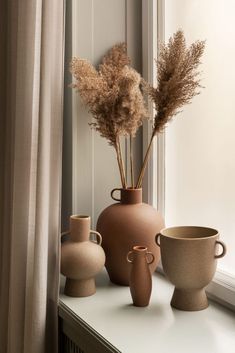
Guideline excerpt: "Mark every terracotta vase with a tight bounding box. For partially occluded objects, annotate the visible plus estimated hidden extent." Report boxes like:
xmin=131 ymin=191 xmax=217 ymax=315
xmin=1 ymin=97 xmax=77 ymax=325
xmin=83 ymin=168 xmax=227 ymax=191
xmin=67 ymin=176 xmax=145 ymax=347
xmin=156 ymin=226 xmax=227 ymax=311
xmin=127 ymin=246 xmax=154 ymax=307
xmin=61 ymin=215 xmax=105 ymax=297
xmin=96 ymin=188 xmax=165 ymax=285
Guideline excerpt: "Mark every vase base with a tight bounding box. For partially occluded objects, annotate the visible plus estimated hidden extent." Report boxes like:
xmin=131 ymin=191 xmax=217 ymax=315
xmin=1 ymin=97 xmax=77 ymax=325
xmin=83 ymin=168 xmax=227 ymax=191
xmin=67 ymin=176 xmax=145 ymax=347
xmin=64 ymin=278 xmax=96 ymax=297
xmin=171 ymin=288 xmax=208 ymax=311
xmin=132 ymin=300 xmax=150 ymax=307
xmin=108 ymin=272 xmax=129 ymax=286
xmin=110 ymin=278 xmax=129 ymax=286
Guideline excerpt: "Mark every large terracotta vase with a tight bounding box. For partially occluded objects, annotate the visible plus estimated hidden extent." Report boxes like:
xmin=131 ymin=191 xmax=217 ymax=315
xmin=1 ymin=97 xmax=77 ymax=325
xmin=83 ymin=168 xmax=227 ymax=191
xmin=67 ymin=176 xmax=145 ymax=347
xmin=127 ymin=246 xmax=154 ymax=307
xmin=61 ymin=215 xmax=105 ymax=297
xmin=96 ymin=188 xmax=165 ymax=285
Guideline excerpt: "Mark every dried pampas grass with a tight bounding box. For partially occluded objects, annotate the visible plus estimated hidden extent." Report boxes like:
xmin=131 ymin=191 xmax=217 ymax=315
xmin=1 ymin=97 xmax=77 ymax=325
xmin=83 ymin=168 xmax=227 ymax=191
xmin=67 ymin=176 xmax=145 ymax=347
xmin=71 ymin=43 xmax=147 ymax=188
xmin=71 ymin=31 xmax=205 ymax=190
xmin=136 ymin=30 xmax=205 ymax=187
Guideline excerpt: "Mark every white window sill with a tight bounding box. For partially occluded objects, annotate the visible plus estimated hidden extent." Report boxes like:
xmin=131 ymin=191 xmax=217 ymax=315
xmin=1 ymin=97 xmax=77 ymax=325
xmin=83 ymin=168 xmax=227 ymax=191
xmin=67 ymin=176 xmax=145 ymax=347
xmin=59 ymin=270 xmax=235 ymax=353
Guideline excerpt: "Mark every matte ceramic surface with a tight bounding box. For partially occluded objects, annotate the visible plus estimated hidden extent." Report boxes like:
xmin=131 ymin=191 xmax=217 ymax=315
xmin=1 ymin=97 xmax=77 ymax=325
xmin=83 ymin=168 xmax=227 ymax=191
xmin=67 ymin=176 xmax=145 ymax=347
xmin=97 ymin=188 xmax=165 ymax=285
xmin=61 ymin=215 xmax=105 ymax=297
xmin=127 ymin=246 xmax=154 ymax=307
xmin=156 ymin=226 xmax=227 ymax=311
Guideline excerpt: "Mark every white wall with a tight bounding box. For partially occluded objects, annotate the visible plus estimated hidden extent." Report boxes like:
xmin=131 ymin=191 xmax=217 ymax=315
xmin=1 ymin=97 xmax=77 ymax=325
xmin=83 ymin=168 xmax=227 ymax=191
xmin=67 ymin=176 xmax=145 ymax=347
xmin=62 ymin=0 xmax=143 ymax=229
xmin=164 ymin=0 xmax=235 ymax=274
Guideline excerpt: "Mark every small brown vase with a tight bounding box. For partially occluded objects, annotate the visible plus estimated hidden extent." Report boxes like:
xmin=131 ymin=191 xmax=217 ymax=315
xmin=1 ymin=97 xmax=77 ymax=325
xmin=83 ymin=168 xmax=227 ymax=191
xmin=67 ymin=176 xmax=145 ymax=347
xmin=127 ymin=246 xmax=154 ymax=307
xmin=156 ymin=226 xmax=227 ymax=311
xmin=61 ymin=215 xmax=105 ymax=297
xmin=96 ymin=188 xmax=165 ymax=285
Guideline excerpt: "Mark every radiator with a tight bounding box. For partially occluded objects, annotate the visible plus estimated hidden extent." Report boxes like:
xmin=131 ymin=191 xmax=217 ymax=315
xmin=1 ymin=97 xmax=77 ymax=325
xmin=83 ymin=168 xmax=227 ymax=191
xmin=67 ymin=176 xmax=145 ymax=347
xmin=62 ymin=333 xmax=84 ymax=353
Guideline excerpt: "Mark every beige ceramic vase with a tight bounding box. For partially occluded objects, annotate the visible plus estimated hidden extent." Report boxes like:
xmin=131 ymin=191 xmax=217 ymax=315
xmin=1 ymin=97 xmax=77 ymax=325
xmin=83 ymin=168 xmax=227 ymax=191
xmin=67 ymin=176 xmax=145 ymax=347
xmin=61 ymin=215 xmax=105 ymax=297
xmin=127 ymin=246 xmax=154 ymax=307
xmin=97 ymin=188 xmax=165 ymax=285
xmin=156 ymin=226 xmax=226 ymax=311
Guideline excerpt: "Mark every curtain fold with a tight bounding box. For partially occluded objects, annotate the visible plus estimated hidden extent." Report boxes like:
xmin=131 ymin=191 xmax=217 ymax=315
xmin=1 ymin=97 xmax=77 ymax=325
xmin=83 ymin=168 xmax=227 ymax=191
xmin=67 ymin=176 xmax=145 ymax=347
xmin=0 ymin=1 xmax=65 ymax=352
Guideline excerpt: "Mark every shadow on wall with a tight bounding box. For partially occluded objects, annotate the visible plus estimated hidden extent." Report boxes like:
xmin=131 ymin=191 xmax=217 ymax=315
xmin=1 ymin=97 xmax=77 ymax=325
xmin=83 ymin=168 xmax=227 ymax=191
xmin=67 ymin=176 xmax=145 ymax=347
xmin=61 ymin=0 xmax=73 ymax=232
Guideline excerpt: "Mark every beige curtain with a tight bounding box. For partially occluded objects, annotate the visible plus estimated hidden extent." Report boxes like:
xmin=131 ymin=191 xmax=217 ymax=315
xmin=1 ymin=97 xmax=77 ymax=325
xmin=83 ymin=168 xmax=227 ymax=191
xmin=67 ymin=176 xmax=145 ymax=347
xmin=0 ymin=1 xmax=65 ymax=353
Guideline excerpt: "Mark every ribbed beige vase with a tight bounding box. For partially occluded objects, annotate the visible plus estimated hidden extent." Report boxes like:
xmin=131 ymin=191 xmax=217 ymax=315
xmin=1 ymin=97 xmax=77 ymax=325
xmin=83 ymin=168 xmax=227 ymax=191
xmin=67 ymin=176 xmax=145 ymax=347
xmin=127 ymin=246 xmax=154 ymax=307
xmin=156 ymin=226 xmax=226 ymax=311
xmin=97 ymin=188 xmax=165 ymax=286
xmin=61 ymin=215 xmax=105 ymax=297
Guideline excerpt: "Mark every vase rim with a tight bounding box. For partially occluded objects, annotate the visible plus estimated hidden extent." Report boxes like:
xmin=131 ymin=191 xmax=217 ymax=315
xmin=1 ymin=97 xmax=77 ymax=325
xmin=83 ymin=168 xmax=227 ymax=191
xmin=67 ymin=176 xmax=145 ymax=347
xmin=121 ymin=188 xmax=142 ymax=191
xmin=70 ymin=214 xmax=90 ymax=220
xmin=159 ymin=226 xmax=218 ymax=240
xmin=133 ymin=245 xmax=147 ymax=251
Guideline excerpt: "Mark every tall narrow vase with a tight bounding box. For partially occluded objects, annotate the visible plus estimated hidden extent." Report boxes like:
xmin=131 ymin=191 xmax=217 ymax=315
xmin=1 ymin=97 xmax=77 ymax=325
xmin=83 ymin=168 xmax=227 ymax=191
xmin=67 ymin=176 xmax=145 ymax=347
xmin=61 ymin=215 xmax=105 ymax=297
xmin=127 ymin=246 xmax=154 ymax=307
xmin=97 ymin=188 xmax=165 ymax=285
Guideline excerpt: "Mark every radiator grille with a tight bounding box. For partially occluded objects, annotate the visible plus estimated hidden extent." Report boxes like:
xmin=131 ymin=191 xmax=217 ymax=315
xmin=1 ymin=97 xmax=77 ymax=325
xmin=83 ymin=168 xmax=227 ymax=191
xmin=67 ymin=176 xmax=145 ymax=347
xmin=62 ymin=333 xmax=84 ymax=353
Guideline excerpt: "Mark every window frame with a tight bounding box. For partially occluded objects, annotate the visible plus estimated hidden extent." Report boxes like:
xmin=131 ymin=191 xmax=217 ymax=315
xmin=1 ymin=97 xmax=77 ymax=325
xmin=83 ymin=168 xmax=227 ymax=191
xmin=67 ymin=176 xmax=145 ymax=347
xmin=142 ymin=0 xmax=235 ymax=311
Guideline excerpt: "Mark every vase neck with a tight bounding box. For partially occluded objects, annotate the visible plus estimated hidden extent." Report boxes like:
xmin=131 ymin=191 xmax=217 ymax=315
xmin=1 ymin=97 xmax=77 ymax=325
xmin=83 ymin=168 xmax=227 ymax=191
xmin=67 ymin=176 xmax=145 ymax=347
xmin=132 ymin=246 xmax=147 ymax=261
xmin=70 ymin=215 xmax=90 ymax=242
xmin=121 ymin=188 xmax=142 ymax=204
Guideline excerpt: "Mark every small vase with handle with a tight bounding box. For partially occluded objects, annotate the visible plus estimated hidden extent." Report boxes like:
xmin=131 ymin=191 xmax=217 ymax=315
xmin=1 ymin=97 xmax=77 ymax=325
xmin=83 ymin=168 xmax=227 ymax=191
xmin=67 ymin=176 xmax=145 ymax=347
xmin=61 ymin=215 xmax=105 ymax=297
xmin=127 ymin=246 xmax=155 ymax=307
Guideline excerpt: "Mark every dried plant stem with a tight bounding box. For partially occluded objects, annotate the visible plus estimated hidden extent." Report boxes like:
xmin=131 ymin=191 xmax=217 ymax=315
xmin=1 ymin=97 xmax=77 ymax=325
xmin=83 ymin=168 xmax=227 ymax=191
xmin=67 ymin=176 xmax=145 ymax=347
xmin=136 ymin=133 xmax=155 ymax=188
xmin=130 ymin=135 xmax=134 ymax=188
xmin=115 ymin=144 xmax=125 ymax=188
xmin=118 ymin=138 xmax=127 ymax=189
xmin=116 ymin=138 xmax=127 ymax=189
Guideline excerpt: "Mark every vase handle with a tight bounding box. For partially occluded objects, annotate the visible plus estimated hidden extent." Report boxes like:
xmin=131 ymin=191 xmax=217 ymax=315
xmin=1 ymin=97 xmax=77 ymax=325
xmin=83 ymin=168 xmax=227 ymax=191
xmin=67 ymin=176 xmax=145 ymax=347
xmin=127 ymin=250 xmax=134 ymax=263
xmin=155 ymin=233 xmax=161 ymax=247
xmin=111 ymin=188 xmax=121 ymax=202
xmin=215 ymin=240 xmax=227 ymax=259
xmin=90 ymin=230 xmax=102 ymax=245
xmin=146 ymin=252 xmax=155 ymax=264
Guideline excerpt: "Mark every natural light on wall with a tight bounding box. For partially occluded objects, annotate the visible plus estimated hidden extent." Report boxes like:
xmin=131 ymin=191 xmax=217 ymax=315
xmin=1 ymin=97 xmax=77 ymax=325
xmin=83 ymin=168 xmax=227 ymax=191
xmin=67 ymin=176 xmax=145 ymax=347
xmin=164 ymin=0 xmax=235 ymax=275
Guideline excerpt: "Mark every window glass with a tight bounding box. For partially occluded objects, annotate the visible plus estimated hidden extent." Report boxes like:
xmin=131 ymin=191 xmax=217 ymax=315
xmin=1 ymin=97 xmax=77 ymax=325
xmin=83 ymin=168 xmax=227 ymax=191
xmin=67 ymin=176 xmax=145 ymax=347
xmin=165 ymin=0 xmax=235 ymax=275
